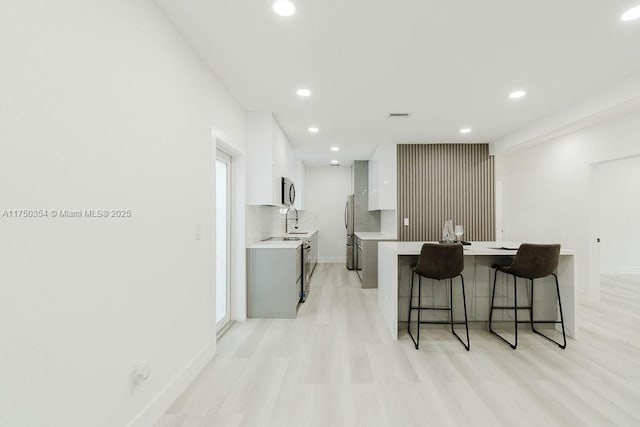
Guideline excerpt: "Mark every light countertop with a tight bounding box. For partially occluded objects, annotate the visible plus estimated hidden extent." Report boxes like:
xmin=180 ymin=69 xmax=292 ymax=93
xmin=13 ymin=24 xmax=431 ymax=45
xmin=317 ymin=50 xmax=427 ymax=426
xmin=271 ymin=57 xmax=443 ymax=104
xmin=354 ymin=232 xmax=397 ymax=241
xmin=378 ymin=241 xmax=575 ymax=256
xmin=247 ymin=229 xmax=318 ymax=249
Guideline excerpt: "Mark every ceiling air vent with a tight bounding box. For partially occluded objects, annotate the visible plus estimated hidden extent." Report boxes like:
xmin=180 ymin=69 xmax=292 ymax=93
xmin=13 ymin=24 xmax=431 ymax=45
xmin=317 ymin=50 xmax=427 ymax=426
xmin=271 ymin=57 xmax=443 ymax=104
xmin=388 ymin=112 xmax=411 ymax=118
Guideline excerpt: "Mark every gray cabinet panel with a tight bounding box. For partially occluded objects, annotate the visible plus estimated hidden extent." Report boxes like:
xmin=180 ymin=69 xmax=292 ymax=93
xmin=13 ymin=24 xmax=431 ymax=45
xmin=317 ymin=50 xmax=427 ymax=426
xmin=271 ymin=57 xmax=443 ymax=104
xmin=247 ymin=247 xmax=300 ymax=318
xmin=360 ymin=239 xmax=396 ymax=289
xmin=353 ymin=161 xmax=380 ymax=232
xmin=310 ymin=232 xmax=318 ymax=276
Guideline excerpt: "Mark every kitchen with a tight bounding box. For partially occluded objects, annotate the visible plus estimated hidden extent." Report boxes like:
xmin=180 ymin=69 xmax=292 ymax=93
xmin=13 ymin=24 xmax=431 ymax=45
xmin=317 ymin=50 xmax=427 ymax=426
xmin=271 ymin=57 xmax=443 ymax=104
xmin=3 ymin=1 xmax=640 ymax=426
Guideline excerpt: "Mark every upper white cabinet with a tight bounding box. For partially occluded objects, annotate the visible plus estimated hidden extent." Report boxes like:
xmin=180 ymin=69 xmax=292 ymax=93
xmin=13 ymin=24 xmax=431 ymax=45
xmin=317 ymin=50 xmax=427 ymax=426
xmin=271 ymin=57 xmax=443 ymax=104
xmin=294 ymin=159 xmax=305 ymax=210
xmin=368 ymin=144 xmax=397 ymax=211
xmin=246 ymin=112 xmax=304 ymax=206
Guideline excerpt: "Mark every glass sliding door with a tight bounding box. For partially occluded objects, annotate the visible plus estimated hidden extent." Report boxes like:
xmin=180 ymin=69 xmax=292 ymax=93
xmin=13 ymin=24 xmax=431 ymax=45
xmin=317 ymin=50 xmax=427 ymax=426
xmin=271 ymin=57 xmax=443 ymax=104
xmin=216 ymin=150 xmax=231 ymax=333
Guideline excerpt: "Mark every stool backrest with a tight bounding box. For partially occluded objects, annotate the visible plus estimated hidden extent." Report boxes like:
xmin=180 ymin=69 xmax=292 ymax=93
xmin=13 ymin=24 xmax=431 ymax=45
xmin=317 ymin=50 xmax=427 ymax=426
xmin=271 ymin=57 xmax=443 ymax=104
xmin=510 ymin=243 xmax=561 ymax=279
xmin=414 ymin=243 xmax=464 ymax=279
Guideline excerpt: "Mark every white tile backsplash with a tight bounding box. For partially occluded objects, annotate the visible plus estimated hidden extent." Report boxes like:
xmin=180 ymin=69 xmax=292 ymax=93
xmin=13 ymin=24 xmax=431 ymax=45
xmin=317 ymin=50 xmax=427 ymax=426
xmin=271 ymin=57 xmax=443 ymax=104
xmin=246 ymin=206 xmax=317 ymax=244
xmin=380 ymin=209 xmax=397 ymax=236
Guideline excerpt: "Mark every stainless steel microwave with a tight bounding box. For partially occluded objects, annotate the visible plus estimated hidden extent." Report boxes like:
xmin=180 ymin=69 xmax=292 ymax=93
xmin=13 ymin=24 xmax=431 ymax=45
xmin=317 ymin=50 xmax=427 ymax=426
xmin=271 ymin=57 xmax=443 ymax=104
xmin=281 ymin=177 xmax=296 ymax=206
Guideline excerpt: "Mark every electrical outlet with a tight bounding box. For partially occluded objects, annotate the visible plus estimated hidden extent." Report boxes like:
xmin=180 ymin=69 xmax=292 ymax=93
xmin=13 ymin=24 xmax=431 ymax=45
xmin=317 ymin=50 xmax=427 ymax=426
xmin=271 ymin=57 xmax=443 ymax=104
xmin=133 ymin=360 xmax=150 ymax=385
xmin=195 ymin=224 xmax=201 ymax=241
xmin=403 ymin=217 xmax=409 ymax=226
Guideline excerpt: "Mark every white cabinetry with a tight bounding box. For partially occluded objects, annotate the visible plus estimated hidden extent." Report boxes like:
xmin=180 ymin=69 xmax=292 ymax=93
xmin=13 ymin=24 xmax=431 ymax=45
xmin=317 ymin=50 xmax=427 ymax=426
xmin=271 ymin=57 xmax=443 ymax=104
xmin=294 ymin=159 xmax=305 ymax=210
xmin=368 ymin=144 xmax=397 ymax=211
xmin=247 ymin=112 xmax=304 ymax=206
xmin=368 ymin=158 xmax=379 ymax=210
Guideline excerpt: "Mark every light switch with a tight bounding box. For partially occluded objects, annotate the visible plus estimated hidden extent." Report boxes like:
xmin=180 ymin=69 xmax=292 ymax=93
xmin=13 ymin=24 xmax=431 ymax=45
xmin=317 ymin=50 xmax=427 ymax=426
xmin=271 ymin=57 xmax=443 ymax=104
xmin=403 ymin=217 xmax=409 ymax=226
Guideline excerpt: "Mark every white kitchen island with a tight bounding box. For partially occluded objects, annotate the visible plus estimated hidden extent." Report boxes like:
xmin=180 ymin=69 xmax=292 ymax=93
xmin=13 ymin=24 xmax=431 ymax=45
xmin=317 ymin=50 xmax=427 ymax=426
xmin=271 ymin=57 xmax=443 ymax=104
xmin=378 ymin=241 xmax=576 ymax=340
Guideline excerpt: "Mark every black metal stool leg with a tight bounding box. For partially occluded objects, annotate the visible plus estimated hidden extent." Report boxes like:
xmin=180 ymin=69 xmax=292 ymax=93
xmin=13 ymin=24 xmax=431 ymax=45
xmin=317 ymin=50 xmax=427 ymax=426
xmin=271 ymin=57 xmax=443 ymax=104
xmin=489 ymin=271 xmax=518 ymax=349
xmin=417 ymin=275 xmax=421 ymax=349
xmin=513 ymin=274 xmax=518 ymax=349
xmin=555 ymin=274 xmax=567 ymax=349
xmin=408 ymin=271 xmax=414 ymax=334
xmin=450 ymin=274 xmax=470 ymax=351
xmin=407 ymin=271 xmax=418 ymax=348
xmin=529 ymin=279 xmax=535 ymax=332
xmin=449 ymin=278 xmax=454 ymax=334
xmin=531 ymin=273 xmax=567 ymax=349
xmin=489 ymin=269 xmax=498 ymax=332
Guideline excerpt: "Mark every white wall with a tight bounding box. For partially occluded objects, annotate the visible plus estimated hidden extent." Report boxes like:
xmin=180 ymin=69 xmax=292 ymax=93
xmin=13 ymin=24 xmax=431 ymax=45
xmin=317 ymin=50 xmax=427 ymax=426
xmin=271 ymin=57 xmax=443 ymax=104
xmin=0 ymin=1 xmax=245 ymax=426
xmin=498 ymin=109 xmax=640 ymax=300
xmin=595 ymin=155 xmax=640 ymax=274
xmin=304 ymin=167 xmax=352 ymax=263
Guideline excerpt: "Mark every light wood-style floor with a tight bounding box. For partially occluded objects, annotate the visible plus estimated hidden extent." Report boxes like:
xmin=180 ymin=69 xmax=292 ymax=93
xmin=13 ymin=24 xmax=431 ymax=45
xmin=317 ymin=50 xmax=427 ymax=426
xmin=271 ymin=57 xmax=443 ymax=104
xmin=158 ymin=265 xmax=640 ymax=427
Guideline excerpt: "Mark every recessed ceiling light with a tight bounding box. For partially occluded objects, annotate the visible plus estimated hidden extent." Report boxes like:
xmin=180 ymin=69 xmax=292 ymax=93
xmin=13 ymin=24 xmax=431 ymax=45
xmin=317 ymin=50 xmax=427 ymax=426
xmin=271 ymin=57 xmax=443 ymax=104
xmin=460 ymin=128 xmax=472 ymax=134
xmin=296 ymin=88 xmax=311 ymax=97
xmin=308 ymin=127 xmax=319 ymax=133
xmin=331 ymin=160 xmax=339 ymax=165
xmin=330 ymin=146 xmax=340 ymax=151
xmin=621 ymin=5 xmax=640 ymax=21
xmin=509 ymin=90 xmax=527 ymax=99
xmin=273 ymin=0 xmax=295 ymax=17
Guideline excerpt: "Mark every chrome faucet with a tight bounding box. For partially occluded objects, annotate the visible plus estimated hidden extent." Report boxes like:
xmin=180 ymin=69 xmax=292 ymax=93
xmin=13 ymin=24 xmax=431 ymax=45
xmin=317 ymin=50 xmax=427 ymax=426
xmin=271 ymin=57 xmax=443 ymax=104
xmin=285 ymin=206 xmax=299 ymax=234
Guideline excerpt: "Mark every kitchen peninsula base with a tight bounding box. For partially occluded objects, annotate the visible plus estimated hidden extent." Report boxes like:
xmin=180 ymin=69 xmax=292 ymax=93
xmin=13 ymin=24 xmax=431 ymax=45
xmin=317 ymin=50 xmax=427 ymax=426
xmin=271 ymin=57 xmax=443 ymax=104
xmin=378 ymin=241 xmax=576 ymax=341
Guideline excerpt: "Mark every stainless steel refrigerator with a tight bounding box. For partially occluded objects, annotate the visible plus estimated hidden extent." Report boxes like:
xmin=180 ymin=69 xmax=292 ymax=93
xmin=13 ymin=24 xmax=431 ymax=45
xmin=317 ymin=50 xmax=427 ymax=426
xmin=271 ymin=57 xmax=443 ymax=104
xmin=345 ymin=161 xmax=381 ymax=270
xmin=345 ymin=195 xmax=355 ymax=269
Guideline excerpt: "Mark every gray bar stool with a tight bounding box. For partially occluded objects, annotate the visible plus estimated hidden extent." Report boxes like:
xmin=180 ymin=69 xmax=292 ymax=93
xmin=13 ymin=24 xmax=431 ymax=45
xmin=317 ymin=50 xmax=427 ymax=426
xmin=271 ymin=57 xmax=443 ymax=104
xmin=489 ymin=243 xmax=567 ymax=349
xmin=407 ymin=243 xmax=470 ymax=351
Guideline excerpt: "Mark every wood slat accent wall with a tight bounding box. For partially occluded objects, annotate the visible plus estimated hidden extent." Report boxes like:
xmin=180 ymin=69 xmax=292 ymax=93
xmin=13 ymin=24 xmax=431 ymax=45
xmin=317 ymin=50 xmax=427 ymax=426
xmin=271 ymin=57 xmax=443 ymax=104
xmin=397 ymin=144 xmax=495 ymax=241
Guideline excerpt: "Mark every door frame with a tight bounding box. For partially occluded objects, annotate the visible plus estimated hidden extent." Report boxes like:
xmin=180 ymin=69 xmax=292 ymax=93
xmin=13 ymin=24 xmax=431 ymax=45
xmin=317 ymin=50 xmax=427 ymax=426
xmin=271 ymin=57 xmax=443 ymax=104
xmin=215 ymin=150 xmax=232 ymax=334
xmin=209 ymin=127 xmax=247 ymax=344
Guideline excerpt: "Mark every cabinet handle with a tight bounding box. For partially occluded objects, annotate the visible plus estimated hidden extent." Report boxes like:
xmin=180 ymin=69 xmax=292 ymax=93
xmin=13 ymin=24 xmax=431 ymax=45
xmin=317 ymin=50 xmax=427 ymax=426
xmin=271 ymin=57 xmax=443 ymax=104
xmin=289 ymin=184 xmax=296 ymax=205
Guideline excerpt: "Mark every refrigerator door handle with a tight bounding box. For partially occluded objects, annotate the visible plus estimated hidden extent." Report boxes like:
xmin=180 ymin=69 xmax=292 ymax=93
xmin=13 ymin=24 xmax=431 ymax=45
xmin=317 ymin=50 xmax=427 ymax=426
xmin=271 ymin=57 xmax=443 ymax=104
xmin=344 ymin=201 xmax=348 ymax=229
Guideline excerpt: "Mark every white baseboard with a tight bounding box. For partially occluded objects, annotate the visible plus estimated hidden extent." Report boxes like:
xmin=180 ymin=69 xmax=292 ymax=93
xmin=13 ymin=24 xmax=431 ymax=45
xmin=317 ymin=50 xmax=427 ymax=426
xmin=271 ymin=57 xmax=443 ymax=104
xmin=600 ymin=266 xmax=640 ymax=275
xmin=318 ymin=257 xmax=345 ymax=263
xmin=128 ymin=342 xmax=216 ymax=427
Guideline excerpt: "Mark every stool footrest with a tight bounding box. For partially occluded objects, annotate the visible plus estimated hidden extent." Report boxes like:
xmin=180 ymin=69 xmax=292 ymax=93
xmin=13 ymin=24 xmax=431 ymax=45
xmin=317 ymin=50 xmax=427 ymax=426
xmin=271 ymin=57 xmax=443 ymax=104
xmin=492 ymin=320 xmax=562 ymax=324
xmin=492 ymin=306 xmax=532 ymax=310
xmin=410 ymin=306 xmax=452 ymax=311
xmin=514 ymin=320 xmax=562 ymax=324
xmin=415 ymin=321 xmax=467 ymax=325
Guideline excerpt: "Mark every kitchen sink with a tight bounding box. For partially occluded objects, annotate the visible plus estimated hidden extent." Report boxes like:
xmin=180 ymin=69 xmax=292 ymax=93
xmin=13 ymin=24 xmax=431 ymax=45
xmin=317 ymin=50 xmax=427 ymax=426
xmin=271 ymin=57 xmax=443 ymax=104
xmin=261 ymin=236 xmax=301 ymax=241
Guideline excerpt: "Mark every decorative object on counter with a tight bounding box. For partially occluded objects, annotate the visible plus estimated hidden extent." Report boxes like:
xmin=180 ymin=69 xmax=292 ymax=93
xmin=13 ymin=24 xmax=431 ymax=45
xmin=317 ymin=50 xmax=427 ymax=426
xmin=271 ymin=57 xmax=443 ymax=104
xmin=454 ymin=224 xmax=464 ymax=242
xmin=452 ymin=225 xmax=472 ymax=245
xmin=442 ymin=219 xmax=455 ymax=242
xmin=489 ymin=243 xmax=567 ymax=350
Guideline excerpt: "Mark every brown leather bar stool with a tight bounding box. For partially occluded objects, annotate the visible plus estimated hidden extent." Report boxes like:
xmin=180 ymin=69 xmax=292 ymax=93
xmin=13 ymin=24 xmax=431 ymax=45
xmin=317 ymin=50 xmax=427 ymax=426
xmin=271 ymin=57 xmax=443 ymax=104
xmin=407 ymin=243 xmax=470 ymax=350
xmin=489 ymin=243 xmax=567 ymax=349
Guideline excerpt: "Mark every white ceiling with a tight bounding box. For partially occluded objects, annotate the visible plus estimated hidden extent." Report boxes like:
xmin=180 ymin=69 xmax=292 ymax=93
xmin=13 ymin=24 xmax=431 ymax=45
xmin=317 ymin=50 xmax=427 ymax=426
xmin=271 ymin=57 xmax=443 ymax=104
xmin=156 ymin=0 xmax=640 ymax=165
